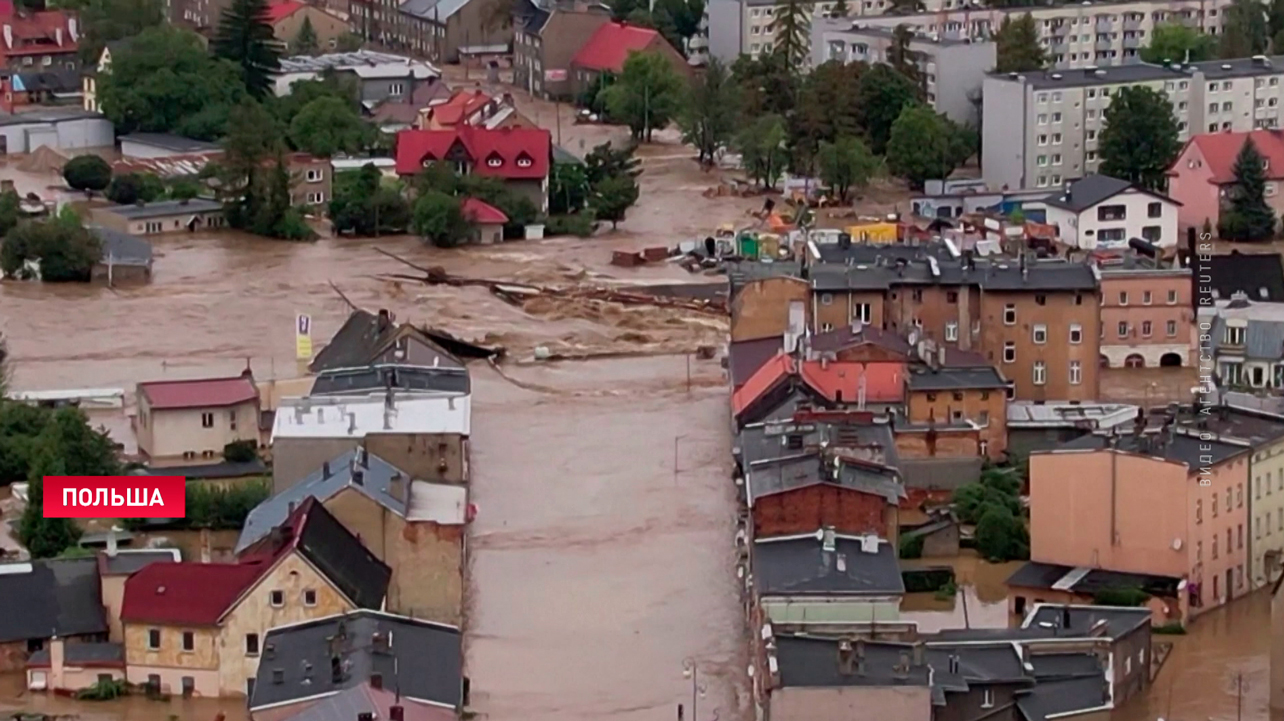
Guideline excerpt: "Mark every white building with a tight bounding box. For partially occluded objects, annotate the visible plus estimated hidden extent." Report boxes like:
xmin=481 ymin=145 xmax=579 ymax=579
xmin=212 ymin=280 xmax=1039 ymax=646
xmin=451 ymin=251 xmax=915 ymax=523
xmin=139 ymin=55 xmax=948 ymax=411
xmin=1036 ymin=174 xmax=1180 ymax=250
xmin=272 ymin=50 xmax=441 ymax=103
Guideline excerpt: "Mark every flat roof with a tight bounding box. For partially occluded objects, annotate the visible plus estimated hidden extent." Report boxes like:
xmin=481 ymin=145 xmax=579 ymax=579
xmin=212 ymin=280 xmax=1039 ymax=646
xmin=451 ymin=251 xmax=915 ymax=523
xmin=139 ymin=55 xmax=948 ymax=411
xmin=272 ymin=394 xmax=470 ymax=440
xmin=101 ymin=198 xmax=223 ymax=219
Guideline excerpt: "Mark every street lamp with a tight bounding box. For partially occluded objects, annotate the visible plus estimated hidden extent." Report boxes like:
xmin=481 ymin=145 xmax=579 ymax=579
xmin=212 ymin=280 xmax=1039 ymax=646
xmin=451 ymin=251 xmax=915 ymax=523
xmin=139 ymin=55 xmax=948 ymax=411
xmin=681 ymin=658 xmax=707 ymax=721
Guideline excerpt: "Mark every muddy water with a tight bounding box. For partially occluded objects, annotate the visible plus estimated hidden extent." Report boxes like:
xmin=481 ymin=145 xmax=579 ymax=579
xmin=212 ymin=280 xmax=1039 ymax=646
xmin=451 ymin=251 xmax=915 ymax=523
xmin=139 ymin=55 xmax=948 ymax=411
xmin=465 ymin=358 xmax=749 ymax=721
xmin=900 ymin=554 xmax=1024 ymax=633
xmin=0 ymin=672 xmax=250 ymax=721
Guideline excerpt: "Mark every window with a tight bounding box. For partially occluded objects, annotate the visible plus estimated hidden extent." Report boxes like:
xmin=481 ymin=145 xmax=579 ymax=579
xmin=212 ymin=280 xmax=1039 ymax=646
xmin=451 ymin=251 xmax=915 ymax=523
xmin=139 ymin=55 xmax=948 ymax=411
xmin=945 ymin=321 xmax=959 ymax=341
xmin=182 ymin=632 xmax=194 ymax=652
xmin=1035 ymin=294 xmax=1047 ymax=306
xmin=982 ymin=689 xmax=995 ymax=708
xmin=853 ymin=303 xmax=871 ymax=323
xmin=390 ymin=82 xmax=405 ymax=95
xmin=1003 ymin=304 xmax=1016 ymax=325
xmin=148 ymin=629 xmax=161 ymax=650
xmin=516 ymin=157 xmax=534 ymax=168
xmin=229 ymin=410 xmax=237 ymax=431
xmin=246 ymin=633 xmax=260 ymax=656
xmin=1239 ymin=523 xmax=1244 ymax=548
xmin=1142 ymin=225 xmax=1162 ymax=242
xmin=1033 ymin=361 xmax=1047 ymax=386
xmin=1069 ymin=324 xmax=1083 ymax=344
xmin=304 ymin=589 xmax=317 ymax=606
xmin=1143 ymin=290 xmax=1152 ymax=305
xmin=1226 ymin=326 xmax=1245 ymax=345
xmin=1033 ymin=324 xmax=1048 ymax=344
xmin=270 ymin=590 xmax=284 ymax=607
xmin=1118 ymin=321 xmax=1128 ymax=338
xmin=1098 ymin=204 xmax=1126 ymax=221
xmin=306 ymin=169 xmax=323 ymax=182
xmin=1238 ymin=484 xmax=1243 ymax=507
xmin=1003 ymin=342 xmax=1016 ymax=364
xmin=307 ymin=192 xmax=325 ymax=204
xmin=1167 ymin=320 xmax=1178 ymax=337
xmin=946 ymin=291 xmax=958 ymax=303
xmin=821 ymin=293 xmax=833 ymax=306
xmin=201 ymin=412 xmax=214 ymax=428
xmin=1070 ymin=360 xmax=1082 ymax=385
xmin=1142 ymin=321 xmax=1153 ymax=337
xmin=1213 ymin=493 xmax=1219 ymax=516
xmin=1213 ymin=534 xmax=1219 ymax=558
xmin=1119 ymin=291 xmax=1129 ymax=306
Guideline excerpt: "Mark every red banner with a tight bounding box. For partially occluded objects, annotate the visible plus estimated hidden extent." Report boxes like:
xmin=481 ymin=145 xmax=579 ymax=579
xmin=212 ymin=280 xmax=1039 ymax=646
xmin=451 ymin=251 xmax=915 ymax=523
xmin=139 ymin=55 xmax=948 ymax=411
xmin=42 ymin=476 xmax=186 ymax=519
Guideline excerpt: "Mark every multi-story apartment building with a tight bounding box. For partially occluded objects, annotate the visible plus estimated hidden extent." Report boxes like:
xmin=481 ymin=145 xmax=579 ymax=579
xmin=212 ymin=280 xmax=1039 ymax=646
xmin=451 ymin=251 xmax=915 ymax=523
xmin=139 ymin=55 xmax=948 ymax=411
xmin=984 ymin=56 xmax=1284 ymax=191
xmin=809 ymin=19 xmax=995 ymax=124
xmin=1205 ymin=295 xmax=1284 ymax=390
xmin=809 ymin=253 xmax=1102 ymax=401
xmin=708 ymin=0 xmax=1233 ymax=66
xmin=1095 ymin=253 xmax=1194 ymax=370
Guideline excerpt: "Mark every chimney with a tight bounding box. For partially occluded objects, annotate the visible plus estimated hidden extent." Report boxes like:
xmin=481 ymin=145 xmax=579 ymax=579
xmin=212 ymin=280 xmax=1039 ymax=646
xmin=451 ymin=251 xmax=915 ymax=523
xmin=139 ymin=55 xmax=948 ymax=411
xmin=1089 ymin=618 xmax=1110 ymax=637
xmin=837 ymin=639 xmax=855 ymax=675
xmin=49 ymin=636 xmax=64 ymax=686
xmin=937 ymin=345 xmax=946 ymax=366
xmin=390 ymin=707 xmax=405 ymax=721
xmin=106 ymin=527 xmax=118 ymax=558
xmin=912 ymin=642 xmax=925 ymax=667
xmin=323 ymin=461 xmax=331 ymax=478
xmin=377 ymin=309 xmax=391 ymax=333
xmin=199 ymin=528 xmax=211 ymax=564
xmin=893 ymin=651 xmax=911 ymax=679
xmin=1020 ymin=644 xmax=1030 ymax=666
xmin=288 ymin=501 xmax=297 ymax=516
xmin=370 ymin=673 xmax=383 ymax=690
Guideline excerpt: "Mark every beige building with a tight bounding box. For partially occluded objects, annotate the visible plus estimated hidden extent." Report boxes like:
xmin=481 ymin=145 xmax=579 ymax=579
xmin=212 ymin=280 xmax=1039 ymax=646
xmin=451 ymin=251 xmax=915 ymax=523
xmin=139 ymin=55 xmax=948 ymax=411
xmin=25 ymin=638 xmax=126 ymax=694
xmin=134 ymin=374 xmax=262 ymax=463
xmin=237 ymin=449 xmax=468 ymax=625
xmin=97 ymin=545 xmax=181 ymax=642
xmin=120 ymin=499 xmax=389 ymax=698
xmin=268 ymin=2 xmax=350 ymax=49
xmin=91 ymin=198 xmax=226 ymax=236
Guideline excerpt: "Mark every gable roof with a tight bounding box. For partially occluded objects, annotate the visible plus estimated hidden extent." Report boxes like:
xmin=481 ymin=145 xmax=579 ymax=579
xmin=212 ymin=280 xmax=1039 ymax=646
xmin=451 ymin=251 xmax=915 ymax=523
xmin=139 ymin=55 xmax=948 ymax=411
xmin=310 ymin=309 xmax=465 ymax=374
xmin=752 ymin=532 xmax=904 ymax=596
xmin=250 ymin=610 xmax=462 ymax=710
xmin=0 ymin=558 xmax=108 ymax=642
xmin=265 ymin=0 xmax=304 ymax=22
xmin=800 ymin=360 xmax=905 ymax=404
xmin=461 ymin=196 xmax=508 ymax=224
xmin=238 ymin=497 xmax=392 ymax=610
xmin=571 ymin=21 xmax=661 ymax=73
xmin=1041 ymin=174 xmax=1178 ymax=212
xmin=138 ymin=374 xmax=258 ymax=410
xmin=729 ymin=336 xmax=785 ymax=388
xmin=907 ymin=366 xmax=1007 ymax=391
xmin=1184 ymin=130 xmax=1284 ymax=184
xmin=731 ymin=353 xmax=795 ymax=418
xmin=120 ymin=562 xmax=267 ymax=626
xmin=425 ymin=89 xmax=493 ymax=127
xmin=273 ymin=683 xmax=457 ymax=721
xmin=97 ymin=548 xmax=181 ymax=577
xmin=746 ymin=452 xmax=905 ymax=506
xmin=235 ymin=449 xmax=411 ymax=554
xmin=394 ymin=126 xmax=551 ymax=178
xmin=310 ymin=364 xmax=470 ymax=396
xmin=1 ymin=10 xmax=76 ymax=58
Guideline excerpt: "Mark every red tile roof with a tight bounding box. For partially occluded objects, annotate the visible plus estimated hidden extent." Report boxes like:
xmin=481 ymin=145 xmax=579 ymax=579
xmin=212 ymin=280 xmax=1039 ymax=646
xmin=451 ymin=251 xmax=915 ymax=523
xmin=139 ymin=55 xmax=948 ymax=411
xmin=120 ymin=561 xmax=268 ymax=626
xmin=395 ymin=126 xmax=551 ymax=178
xmin=462 ymin=197 xmax=508 ymax=224
xmin=0 ymin=2 xmax=15 ymax=18
xmin=2 ymin=10 xmax=77 ymax=57
xmin=801 ymin=360 xmax=905 ymax=404
xmin=428 ymin=89 xmax=493 ymax=127
xmin=138 ymin=375 xmax=259 ymax=410
xmin=265 ymin=0 xmax=304 ymax=23
xmin=1185 ymin=130 xmax=1284 ymax=184
xmin=571 ymin=21 xmax=660 ymax=73
xmin=731 ymin=353 xmax=794 ymax=417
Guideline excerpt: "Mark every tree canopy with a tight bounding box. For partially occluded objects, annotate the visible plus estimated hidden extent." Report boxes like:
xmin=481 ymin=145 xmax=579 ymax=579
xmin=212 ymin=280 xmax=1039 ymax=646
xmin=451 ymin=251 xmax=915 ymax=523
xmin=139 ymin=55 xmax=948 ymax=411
xmin=69 ymin=0 xmax=166 ymax=63
xmin=856 ymin=64 xmax=922 ymax=155
xmin=1140 ymin=23 xmax=1217 ymax=64
xmin=817 ymin=136 xmax=878 ymax=202
xmin=213 ymin=0 xmax=284 ymax=99
xmin=1221 ymin=0 xmax=1269 ymax=59
xmin=770 ymin=0 xmax=810 ymax=68
xmin=1097 ymin=85 xmax=1181 ymax=192
xmin=885 ymin=105 xmax=972 ymax=190
xmin=1219 ymin=137 xmax=1278 ymax=241
xmin=0 ymin=215 xmax=102 ymax=282
xmin=600 ymin=50 xmax=685 ymax=142
xmin=678 ymin=56 xmax=739 ymax=168
xmin=63 ymin=155 xmax=113 ymax=194
xmin=994 ymin=14 xmax=1047 ymax=73
xmin=412 ymin=191 xmax=473 ymax=247
xmin=289 ymin=96 xmax=372 ymax=157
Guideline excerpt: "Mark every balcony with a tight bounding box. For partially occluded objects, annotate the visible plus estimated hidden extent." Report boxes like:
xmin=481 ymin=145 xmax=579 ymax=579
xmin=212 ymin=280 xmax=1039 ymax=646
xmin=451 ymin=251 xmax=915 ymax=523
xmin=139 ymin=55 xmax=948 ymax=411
xmin=1124 ymin=16 xmax=1142 ymax=30
xmin=1096 ymin=39 xmax=1114 ymax=51
xmin=1123 ymin=35 xmax=1140 ymax=49
xmin=1095 ymin=16 xmax=1113 ymax=31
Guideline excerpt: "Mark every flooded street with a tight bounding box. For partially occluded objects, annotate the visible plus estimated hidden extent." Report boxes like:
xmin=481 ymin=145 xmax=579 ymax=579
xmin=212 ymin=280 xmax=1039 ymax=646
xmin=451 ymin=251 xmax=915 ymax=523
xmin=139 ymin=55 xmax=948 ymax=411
xmin=465 ymin=357 xmax=748 ymax=721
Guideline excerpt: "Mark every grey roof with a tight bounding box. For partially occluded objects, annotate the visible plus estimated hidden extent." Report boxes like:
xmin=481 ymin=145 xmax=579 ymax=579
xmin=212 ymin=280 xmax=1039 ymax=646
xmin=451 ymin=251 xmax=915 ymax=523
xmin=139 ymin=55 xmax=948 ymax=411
xmin=810 ymin=257 xmax=1098 ymax=293
xmin=278 ymin=50 xmax=439 ymax=75
xmin=0 ymin=108 xmax=104 ymax=126
xmin=119 ymin=133 xmax=222 ymax=154
xmin=725 ymin=260 xmax=803 ymax=296
xmin=1040 ymin=174 xmax=1131 ymax=212
xmin=1176 ymin=405 xmax=1284 ymax=445
xmin=275 ymin=683 xmax=455 ymax=721
xmin=249 ymin=610 xmax=462 ymax=710
xmin=91 ymin=226 xmax=152 ymax=266
xmin=1024 ymin=604 xmax=1152 ymax=641
xmin=774 ymin=636 xmax=1028 ymax=692
xmin=907 ymin=366 xmax=1006 ymax=391
xmin=1028 ymin=653 xmax=1105 ymax=680
xmin=822 ymin=21 xmax=975 ymax=47
xmin=399 ymin=0 xmax=469 ymax=22
xmin=103 ymin=198 xmax=222 ymax=220
xmin=140 ymin=458 xmax=268 ymax=480
xmin=1203 ymin=251 xmax=1284 ymax=303
xmin=99 ymin=549 xmax=180 ymax=576
xmin=235 ymin=449 xmax=411 ymax=554
xmin=728 ymin=337 xmax=784 ymax=388
xmin=994 ymin=63 xmax=1189 ymax=90
xmin=898 ymin=457 xmax=983 ymax=490
xmin=310 ymin=310 xmax=466 ymax=374
xmin=737 ymin=420 xmax=901 ymax=470
xmin=27 ymin=641 xmax=124 ymax=667
xmin=1006 ymin=560 xmax=1182 ymax=597
xmin=753 ymin=532 xmax=904 ymax=596
xmin=0 ymin=557 xmax=107 ymax=642
xmin=310 ymin=365 xmax=470 ymax=396
xmin=1017 ymin=676 xmax=1111 ymax=721
xmin=1195 ymin=55 xmax=1284 ymax=79
xmin=1208 ymin=301 xmax=1284 ymax=360
xmin=15 ymin=69 xmax=81 ymax=94
xmin=746 ymin=452 xmax=905 ymax=506
xmin=1054 ymin=430 xmax=1248 ymax=470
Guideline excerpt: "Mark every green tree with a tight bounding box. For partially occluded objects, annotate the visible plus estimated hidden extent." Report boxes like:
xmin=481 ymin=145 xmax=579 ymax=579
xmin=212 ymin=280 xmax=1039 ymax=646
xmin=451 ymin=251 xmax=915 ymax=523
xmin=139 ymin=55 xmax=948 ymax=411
xmin=290 ymin=16 xmax=319 ymax=55
xmin=771 ymin=0 xmax=810 ymax=68
xmin=97 ymin=26 xmax=246 ymax=139
xmin=817 ymin=136 xmax=877 ymax=203
xmin=1221 ymin=0 xmax=1269 ymax=59
xmin=734 ymin=113 xmax=789 ymax=189
xmin=885 ymin=105 xmax=971 ymax=190
xmin=678 ymin=56 xmax=739 ymax=168
xmin=1098 ymin=85 xmax=1181 ymax=191
xmin=731 ymin=52 xmax=796 ymax=119
xmin=412 ymin=191 xmax=472 ymax=248
xmin=549 ymin=162 xmax=590 ymax=215
xmin=590 ymin=174 xmax=640 ymax=228
xmin=790 ymin=60 xmax=864 ymax=174
xmin=71 ymin=0 xmax=166 ymax=63
xmin=289 ymin=96 xmax=371 ymax=156
xmin=335 ymin=32 xmax=364 ymax=52
xmin=600 ymin=50 xmax=684 ymax=142
xmin=887 ymin=25 xmax=921 ymax=86
xmin=994 ymin=14 xmax=1047 ymax=73
xmin=856 ymin=63 xmax=922 ymax=155
xmin=329 ymin=165 xmax=411 ymax=236
xmin=585 ymin=142 xmax=642 ymax=186
xmin=272 ymin=70 xmax=360 ymax=126
xmin=168 ymin=178 xmax=203 ymax=200
xmin=624 ymin=8 xmax=683 ymax=54
xmin=0 ymin=217 xmax=102 ymax=282
xmin=0 ymin=192 xmax=19 ymax=239
xmin=62 ymin=155 xmax=112 ymax=194
xmin=213 ymin=0 xmax=284 ymax=99
xmin=975 ymin=505 xmax=1030 ymax=562
xmin=19 ymin=464 xmax=84 ymax=560
xmin=1218 ymin=137 xmax=1277 ymax=241
xmin=105 ymin=172 xmax=165 ymax=205
xmin=1270 ymin=0 xmax=1284 ymax=39
xmin=1140 ymin=23 xmax=1217 ymax=64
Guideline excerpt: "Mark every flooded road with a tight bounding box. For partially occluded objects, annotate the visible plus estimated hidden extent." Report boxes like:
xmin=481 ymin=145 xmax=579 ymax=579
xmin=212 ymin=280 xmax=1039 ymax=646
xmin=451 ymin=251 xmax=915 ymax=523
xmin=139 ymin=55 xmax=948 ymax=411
xmin=465 ymin=357 xmax=748 ymax=721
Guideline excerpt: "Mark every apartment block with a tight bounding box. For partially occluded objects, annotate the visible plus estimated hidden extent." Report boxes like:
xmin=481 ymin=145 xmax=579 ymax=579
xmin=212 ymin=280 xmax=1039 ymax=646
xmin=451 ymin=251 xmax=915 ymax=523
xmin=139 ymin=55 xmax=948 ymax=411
xmin=983 ymin=56 xmax=1284 ymax=192
xmin=708 ymin=0 xmax=1233 ymax=66
xmin=810 ymin=19 xmax=995 ymax=124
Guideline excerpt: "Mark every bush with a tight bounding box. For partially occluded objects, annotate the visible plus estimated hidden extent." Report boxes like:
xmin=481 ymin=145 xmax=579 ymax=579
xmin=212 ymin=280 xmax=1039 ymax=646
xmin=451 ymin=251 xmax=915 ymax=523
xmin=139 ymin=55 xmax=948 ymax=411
xmin=899 ymin=533 xmax=924 ymax=559
xmin=223 ymin=440 xmax=258 ymax=463
xmin=77 ymin=678 xmax=127 ymax=700
xmin=901 ymin=567 xmax=954 ymax=593
xmin=975 ymin=505 xmax=1030 ymax=562
xmin=121 ymin=479 xmax=269 ymax=531
xmin=934 ymin=579 xmax=958 ymax=601
xmin=545 ymin=211 xmax=597 ymax=237
xmin=1093 ymin=586 xmax=1150 ymax=607
xmin=63 ymin=155 xmax=112 ymax=194
xmin=105 ymin=173 xmax=165 ymax=205
xmin=0 ymin=217 xmax=102 ymax=282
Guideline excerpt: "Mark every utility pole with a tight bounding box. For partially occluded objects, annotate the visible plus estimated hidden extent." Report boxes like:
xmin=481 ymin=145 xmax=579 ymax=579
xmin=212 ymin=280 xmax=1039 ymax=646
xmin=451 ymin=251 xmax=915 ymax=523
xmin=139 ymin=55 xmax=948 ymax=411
xmin=1237 ymin=673 xmax=1243 ymax=721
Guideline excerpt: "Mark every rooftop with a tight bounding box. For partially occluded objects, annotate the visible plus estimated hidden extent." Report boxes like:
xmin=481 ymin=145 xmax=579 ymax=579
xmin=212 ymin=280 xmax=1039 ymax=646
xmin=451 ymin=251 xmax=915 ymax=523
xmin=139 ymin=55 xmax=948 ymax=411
xmin=310 ymin=309 xmax=466 ymax=374
xmin=310 ymin=365 xmax=470 ymax=396
xmin=119 ymin=133 xmax=223 ymax=155
xmin=747 ymin=451 xmax=905 ymax=506
xmin=571 ymin=21 xmax=662 ymax=73
xmin=138 ymin=374 xmax=258 ymax=410
xmin=97 ymin=548 xmax=180 ymax=577
xmin=819 ymin=19 xmax=979 ymax=47
xmin=1176 ymin=404 xmax=1284 ymax=446
xmin=278 ymin=51 xmax=440 ymax=79
xmin=1006 ymin=401 xmax=1139 ymax=430
xmin=737 ymin=416 xmax=901 ymax=470
xmin=1051 ymin=430 xmax=1249 ymax=471
xmin=1006 ymin=561 xmax=1182 ymax=598
xmin=728 ymin=336 xmax=784 ymax=388
xmin=271 ymin=683 xmax=456 ymax=721
xmin=271 ymin=393 xmax=471 ymax=440
xmin=907 ymin=366 xmax=1007 ymax=391
xmin=752 ymin=531 xmax=904 ymax=596
xmin=0 ymin=107 xmax=101 ymax=126
xmin=102 ymin=198 xmax=223 ymax=219
xmin=0 ymin=557 xmax=108 ymax=643
xmin=1041 ymin=174 xmax=1177 ymax=213
xmin=27 ymin=641 xmax=124 ymax=668
xmin=1202 ymin=250 xmax=1284 ymax=303
xmin=1182 ymin=130 xmax=1284 ymax=184
xmin=249 ymin=610 xmax=462 ymax=710
xmin=91 ymin=225 xmax=152 ymax=267
xmin=810 ymin=257 xmax=1099 ymax=293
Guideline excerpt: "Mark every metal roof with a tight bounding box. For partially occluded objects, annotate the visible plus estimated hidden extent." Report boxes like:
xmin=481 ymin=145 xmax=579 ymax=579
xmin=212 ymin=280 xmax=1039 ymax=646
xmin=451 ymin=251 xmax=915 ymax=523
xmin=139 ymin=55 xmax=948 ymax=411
xmin=272 ymin=394 xmax=471 ymax=440
xmin=103 ymin=198 xmax=222 ymax=219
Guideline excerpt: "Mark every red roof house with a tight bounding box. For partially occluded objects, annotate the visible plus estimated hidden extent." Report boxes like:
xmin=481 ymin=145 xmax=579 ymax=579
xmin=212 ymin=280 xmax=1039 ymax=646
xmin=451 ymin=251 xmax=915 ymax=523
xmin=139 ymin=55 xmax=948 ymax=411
xmin=134 ymin=373 xmax=262 ymax=461
xmin=461 ymin=197 xmax=508 ymax=225
xmin=732 ymin=353 xmax=907 ymax=424
xmin=137 ymin=375 xmax=259 ymax=410
xmin=0 ymin=10 xmax=78 ymax=66
xmin=1169 ymin=130 xmax=1284 ymax=230
xmin=569 ymin=21 xmax=688 ymax=92
xmin=395 ymin=126 xmax=552 ymax=211
xmin=264 ymin=0 xmax=304 ymax=23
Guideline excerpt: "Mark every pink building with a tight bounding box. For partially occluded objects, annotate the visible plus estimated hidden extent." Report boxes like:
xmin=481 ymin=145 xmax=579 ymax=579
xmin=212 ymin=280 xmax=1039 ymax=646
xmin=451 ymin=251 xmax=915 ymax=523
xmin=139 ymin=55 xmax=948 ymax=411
xmin=1027 ymin=429 xmax=1251 ymax=620
xmin=1095 ymin=257 xmax=1194 ymax=370
xmin=1168 ymin=130 xmax=1284 ymax=232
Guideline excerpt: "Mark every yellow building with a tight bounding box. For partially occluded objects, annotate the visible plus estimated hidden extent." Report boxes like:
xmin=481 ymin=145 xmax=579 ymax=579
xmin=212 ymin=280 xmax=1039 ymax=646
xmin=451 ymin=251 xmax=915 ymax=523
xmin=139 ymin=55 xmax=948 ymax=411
xmin=845 ymin=221 xmax=899 ymax=244
xmin=120 ymin=499 xmax=390 ymax=698
xmin=133 ymin=374 xmax=262 ymax=464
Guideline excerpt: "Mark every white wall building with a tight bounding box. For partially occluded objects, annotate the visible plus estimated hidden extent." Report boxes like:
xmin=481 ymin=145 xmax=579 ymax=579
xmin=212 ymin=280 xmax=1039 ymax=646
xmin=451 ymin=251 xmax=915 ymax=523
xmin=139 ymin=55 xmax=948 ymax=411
xmin=1037 ymin=174 xmax=1179 ymax=250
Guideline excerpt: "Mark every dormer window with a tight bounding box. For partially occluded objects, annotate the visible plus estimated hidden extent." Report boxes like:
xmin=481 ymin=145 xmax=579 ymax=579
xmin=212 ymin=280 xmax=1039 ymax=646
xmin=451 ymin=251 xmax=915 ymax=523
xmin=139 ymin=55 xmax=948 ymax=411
xmin=516 ymin=157 xmax=533 ymax=168
xmin=486 ymin=155 xmax=503 ymax=167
